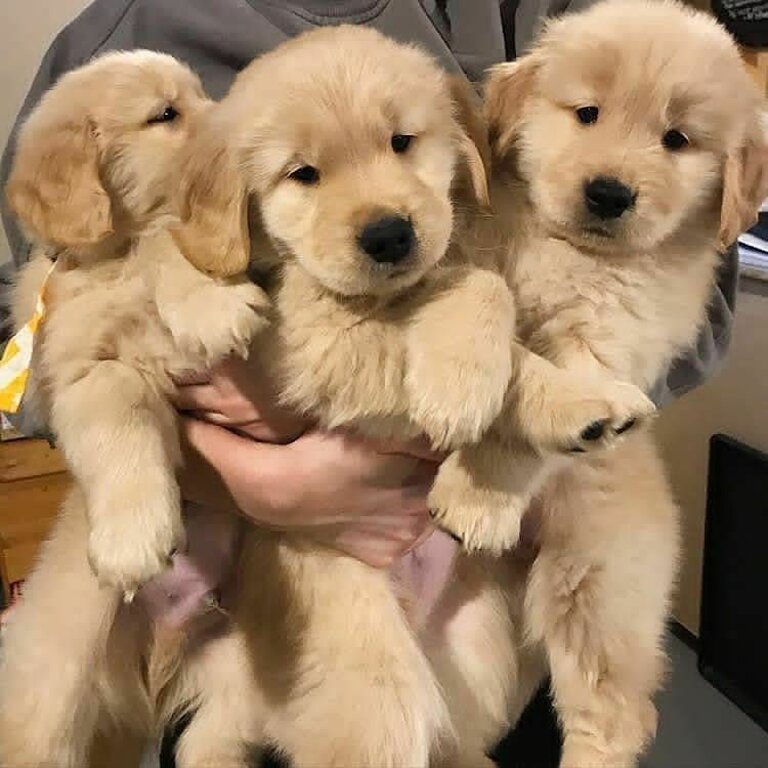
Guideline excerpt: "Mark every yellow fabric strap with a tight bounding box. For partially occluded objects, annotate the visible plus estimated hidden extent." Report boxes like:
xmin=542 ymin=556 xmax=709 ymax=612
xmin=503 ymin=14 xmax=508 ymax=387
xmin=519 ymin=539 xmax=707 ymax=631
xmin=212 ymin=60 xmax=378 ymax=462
xmin=0 ymin=262 xmax=55 ymax=414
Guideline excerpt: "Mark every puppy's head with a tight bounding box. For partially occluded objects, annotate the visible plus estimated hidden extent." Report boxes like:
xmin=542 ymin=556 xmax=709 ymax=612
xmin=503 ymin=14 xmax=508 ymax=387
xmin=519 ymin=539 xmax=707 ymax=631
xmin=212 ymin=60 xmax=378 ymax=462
xmin=6 ymin=51 xmax=209 ymax=248
xmin=174 ymin=26 xmax=488 ymax=291
xmin=486 ymin=0 xmax=768 ymax=253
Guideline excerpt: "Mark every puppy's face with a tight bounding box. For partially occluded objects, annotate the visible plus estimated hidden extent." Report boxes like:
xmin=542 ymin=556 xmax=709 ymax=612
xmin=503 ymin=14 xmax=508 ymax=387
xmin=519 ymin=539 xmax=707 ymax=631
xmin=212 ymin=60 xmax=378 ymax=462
xmin=486 ymin=0 xmax=768 ymax=253
xmin=175 ymin=27 xmax=487 ymax=289
xmin=7 ymin=51 xmax=209 ymax=247
xmin=247 ymin=28 xmax=476 ymax=296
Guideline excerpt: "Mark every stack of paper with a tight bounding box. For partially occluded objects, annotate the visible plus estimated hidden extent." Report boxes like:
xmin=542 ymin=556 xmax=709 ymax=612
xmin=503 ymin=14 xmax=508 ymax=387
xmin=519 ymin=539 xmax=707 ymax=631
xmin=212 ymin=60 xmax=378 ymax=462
xmin=738 ymin=200 xmax=768 ymax=278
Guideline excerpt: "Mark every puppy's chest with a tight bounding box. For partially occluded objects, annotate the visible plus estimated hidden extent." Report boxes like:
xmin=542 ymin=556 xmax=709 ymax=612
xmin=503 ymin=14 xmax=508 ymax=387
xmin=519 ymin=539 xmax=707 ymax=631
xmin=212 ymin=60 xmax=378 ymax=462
xmin=513 ymin=244 xmax=641 ymax=329
xmin=269 ymin=267 xmax=414 ymax=436
xmin=43 ymin=260 xmax=177 ymax=385
xmin=511 ymin=241 xmax=697 ymax=383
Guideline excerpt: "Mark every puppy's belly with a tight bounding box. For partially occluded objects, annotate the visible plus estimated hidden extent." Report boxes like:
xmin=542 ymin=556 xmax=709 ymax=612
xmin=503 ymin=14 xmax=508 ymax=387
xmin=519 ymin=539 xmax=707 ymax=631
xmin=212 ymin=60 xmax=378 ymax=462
xmin=389 ymin=530 xmax=459 ymax=632
xmin=136 ymin=504 xmax=240 ymax=630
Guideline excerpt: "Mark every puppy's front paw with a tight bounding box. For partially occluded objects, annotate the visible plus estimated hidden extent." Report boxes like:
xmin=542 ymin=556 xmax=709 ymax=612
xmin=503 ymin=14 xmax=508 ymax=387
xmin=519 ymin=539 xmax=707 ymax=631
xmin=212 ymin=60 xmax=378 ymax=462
xmin=163 ymin=280 xmax=270 ymax=365
xmin=87 ymin=492 xmax=185 ymax=593
xmin=428 ymin=451 xmax=523 ymax=555
xmin=520 ymin=376 xmax=655 ymax=455
xmin=566 ymin=380 xmax=655 ymax=453
xmin=406 ymin=272 xmax=514 ymax=449
xmin=407 ymin=352 xmax=510 ymax=450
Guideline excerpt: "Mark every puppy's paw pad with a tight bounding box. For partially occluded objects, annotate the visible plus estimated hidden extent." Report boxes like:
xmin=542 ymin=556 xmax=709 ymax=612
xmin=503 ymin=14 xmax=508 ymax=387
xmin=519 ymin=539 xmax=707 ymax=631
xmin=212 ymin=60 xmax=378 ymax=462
xmin=561 ymin=383 xmax=655 ymax=454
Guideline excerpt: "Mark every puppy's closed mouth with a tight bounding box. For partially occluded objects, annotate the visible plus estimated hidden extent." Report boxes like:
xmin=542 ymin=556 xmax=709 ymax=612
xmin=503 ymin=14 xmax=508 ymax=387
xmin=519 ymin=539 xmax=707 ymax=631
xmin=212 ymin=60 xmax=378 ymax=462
xmin=383 ymin=264 xmax=413 ymax=277
xmin=582 ymin=224 xmax=615 ymax=238
xmin=367 ymin=258 xmax=416 ymax=277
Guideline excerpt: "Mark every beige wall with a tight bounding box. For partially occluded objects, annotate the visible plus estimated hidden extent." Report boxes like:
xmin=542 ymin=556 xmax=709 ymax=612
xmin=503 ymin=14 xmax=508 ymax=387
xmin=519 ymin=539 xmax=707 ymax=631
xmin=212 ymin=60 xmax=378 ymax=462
xmin=657 ymin=281 xmax=768 ymax=633
xmin=0 ymin=0 xmax=92 ymax=267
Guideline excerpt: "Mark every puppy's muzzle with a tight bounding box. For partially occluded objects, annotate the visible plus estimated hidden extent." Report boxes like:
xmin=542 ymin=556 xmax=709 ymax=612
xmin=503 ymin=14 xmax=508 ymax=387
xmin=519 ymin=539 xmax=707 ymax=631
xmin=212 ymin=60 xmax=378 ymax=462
xmin=358 ymin=215 xmax=414 ymax=265
xmin=583 ymin=177 xmax=636 ymax=220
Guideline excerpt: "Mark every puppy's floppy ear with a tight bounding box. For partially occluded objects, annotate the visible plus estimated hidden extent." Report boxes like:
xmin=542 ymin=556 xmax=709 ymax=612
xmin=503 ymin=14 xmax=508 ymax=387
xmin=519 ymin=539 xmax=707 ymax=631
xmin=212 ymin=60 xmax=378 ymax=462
xmin=6 ymin=118 xmax=113 ymax=246
xmin=718 ymin=109 xmax=768 ymax=251
xmin=171 ymin=115 xmax=250 ymax=278
xmin=484 ymin=54 xmax=541 ymax=160
xmin=447 ymin=76 xmax=490 ymax=206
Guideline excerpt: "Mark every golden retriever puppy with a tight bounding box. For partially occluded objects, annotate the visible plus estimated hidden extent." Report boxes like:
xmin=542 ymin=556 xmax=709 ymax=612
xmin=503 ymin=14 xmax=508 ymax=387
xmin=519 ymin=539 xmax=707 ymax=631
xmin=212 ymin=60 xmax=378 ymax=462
xmin=0 ymin=51 xmax=268 ymax=768
xmin=161 ymin=27 xmax=519 ymax=768
xmin=5 ymin=51 xmax=268 ymax=595
xmin=476 ymin=1 xmax=768 ymax=765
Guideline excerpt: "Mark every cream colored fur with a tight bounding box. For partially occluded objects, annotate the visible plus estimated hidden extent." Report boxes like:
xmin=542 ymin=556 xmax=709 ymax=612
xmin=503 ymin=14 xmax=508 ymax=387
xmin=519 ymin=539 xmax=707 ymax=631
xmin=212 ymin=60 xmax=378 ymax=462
xmin=2 ymin=27 xmax=570 ymax=768
xmin=3 ymin=5 xmax=767 ymax=767
xmin=154 ymin=17 xmax=739 ymax=766
xmin=0 ymin=52 xmax=268 ymax=767
xmin=475 ymin=1 xmax=768 ymax=765
xmin=0 ymin=31 xmax=521 ymax=768
xmin=158 ymin=27 xmax=525 ymax=768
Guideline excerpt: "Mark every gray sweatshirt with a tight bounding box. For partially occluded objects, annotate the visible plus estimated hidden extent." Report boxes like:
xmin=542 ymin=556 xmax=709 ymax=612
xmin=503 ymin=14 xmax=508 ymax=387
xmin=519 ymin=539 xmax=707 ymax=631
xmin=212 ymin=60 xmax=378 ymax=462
xmin=0 ymin=0 xmax=738 ymax=406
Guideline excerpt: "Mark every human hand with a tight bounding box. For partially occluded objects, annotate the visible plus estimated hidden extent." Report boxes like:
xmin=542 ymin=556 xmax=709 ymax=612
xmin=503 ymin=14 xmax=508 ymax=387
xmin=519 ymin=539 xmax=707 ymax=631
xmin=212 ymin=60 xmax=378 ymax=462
xmin=181 ymin=421 xmax=442 ymax=568
xmin=173 ymin=352 xmax=307 ymax=443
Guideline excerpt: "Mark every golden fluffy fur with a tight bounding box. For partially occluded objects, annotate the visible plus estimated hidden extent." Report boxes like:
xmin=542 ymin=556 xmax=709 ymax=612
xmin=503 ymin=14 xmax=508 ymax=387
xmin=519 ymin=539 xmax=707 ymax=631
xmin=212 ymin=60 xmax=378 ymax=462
xmin=6 ymin=51 xmax=269 ymax=594
xmin=152 ymin=19 xmax=703 ymax=767
xmin=1 ymin=27 xmax=575 ymax=768
xmin=0 ymin=51 xmax=268 ymax=766
xmin=2 ymin=4 xmax=766 ymax=766
xmin=0 ymin=31 xmax=519 ymax=768
xmin=162 ymin=27 xmax=523 ymax=768
xmin=474 ymin=1 xmax=768 ymax=765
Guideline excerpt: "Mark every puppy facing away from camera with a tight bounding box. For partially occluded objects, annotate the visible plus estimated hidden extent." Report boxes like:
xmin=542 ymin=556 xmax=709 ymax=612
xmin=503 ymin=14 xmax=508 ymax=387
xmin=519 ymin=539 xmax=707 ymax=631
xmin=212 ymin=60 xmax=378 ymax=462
xmin=0 ymin=51 xmax=267 ymax=767
xmin=472 ymin=1 xmax=768 ymax=765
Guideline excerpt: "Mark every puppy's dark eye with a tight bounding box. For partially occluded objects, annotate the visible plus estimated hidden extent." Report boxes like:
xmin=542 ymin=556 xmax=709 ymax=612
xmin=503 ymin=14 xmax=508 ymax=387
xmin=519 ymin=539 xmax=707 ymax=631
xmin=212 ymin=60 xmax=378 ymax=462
xmin=391 ymin=134 xmax=414 ymax=154
xmin=662 ymin=129 xmax=689 ymax=152
xmin=289 ymin=165 xmax=320 ymax=185
xmin=147 ymin=106 xmax=179 ymax=125
xmin=575 ymin=106 xmax=599 ymax=125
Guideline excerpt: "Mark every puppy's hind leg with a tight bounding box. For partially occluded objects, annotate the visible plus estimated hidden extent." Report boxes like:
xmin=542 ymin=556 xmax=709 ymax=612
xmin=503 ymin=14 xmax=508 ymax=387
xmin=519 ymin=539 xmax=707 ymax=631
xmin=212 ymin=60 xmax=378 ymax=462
xmin=271 ymin=550 xmax=448 ymax=768
xmin=173 ymin=630 xmax=266 ymax=768
xmin=0 ymin=489 xmax=120 ymax=768
xmin=426 ymin=555 xmax=518 ymax=768
xmin=525 ymin=437 xmax=679 ymax=768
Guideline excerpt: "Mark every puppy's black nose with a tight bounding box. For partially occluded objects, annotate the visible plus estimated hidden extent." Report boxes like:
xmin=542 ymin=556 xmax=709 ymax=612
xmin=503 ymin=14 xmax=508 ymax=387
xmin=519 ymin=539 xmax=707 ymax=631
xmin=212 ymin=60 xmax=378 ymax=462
xmin=358 ymin=216 xmax=414 ymax=264
xmin=584 ymin=177 xmax=636 ymax=220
